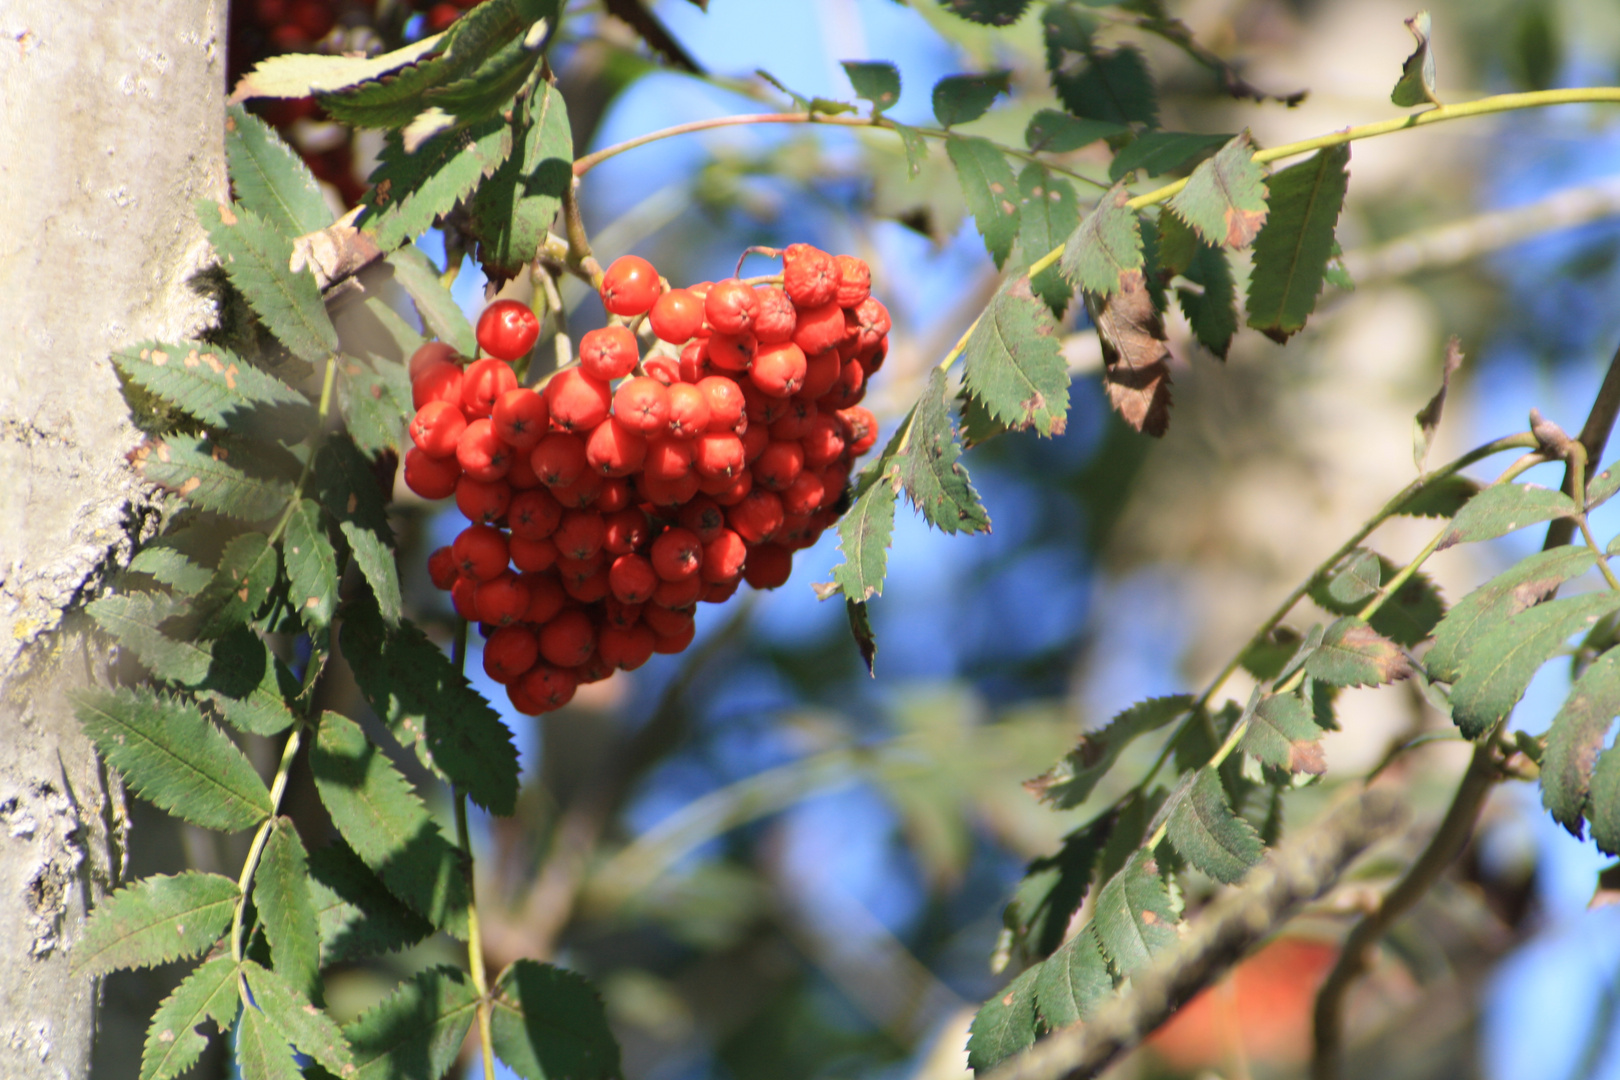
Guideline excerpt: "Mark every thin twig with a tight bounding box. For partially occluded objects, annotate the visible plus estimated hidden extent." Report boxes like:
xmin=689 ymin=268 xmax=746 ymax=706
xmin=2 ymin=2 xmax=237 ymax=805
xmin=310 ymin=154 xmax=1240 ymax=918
xmin=1546 ymin=338 xmax=1620 ymax=550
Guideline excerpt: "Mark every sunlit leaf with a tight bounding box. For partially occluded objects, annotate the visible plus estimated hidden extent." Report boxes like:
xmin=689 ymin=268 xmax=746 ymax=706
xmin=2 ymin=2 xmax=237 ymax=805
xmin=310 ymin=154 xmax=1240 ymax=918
xmin=308 ymin=840 xmax=435 ymax=965
xmin=1014 ymin=165 xmax=1079 ymax=315
xmin=946 ymin=135 xmax=1021 ymax=267
xmin=1543 ymin=648 xmax=1620 ymax=837
xmin=962 ymin=282 xmax=1070 ymax=436
xmin=72 ymin=872 xmax=238 ymax=977
xmin=1245 ymin=145 xmax=1349 ymax=343
xmin=1033 ymin=922 xmax=1112 ymax=1029
xmin=1427 ymin=546 xmax=1598 ymax=682
xmin=196 ymin=200 xmax=338 ymax=363
xmin=1391 ymin=10 xmax=1440 ymax=107
xmin=255 ymin=819 xmax=321 ymax=1001
xmin=966 ymin=965 xmax=1041 ymax=1073
xmin=1166 ymin=131 xmax=1268 ymax=249
xmin=1060 ymin=184 xmax=1142 ymax=297
xmin=225 ymin=105 xmax=333 ymax=239
xmin=139 ymin=955 xmax=240 ymax=1080
xmin=1093 ymin=851 xmax=1178 ymax=976
xmin=1304 ymin=617 xmax=1411 ymax=687
xmin=1437 ymin=483 xmax=1576 ymax=549
xmin=898 ymin=369 xmax=991 ymax=535
xmin=1165 ymin=766 xmax=1264 ymax=883
xmin=343 ymin=966 xmax=480 ymax=1080
xmin=842 ymin=60 xmax=901 ymax=114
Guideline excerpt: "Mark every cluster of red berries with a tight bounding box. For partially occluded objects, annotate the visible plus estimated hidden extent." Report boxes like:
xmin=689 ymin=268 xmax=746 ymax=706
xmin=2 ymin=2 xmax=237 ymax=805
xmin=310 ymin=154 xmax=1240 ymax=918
xmin=402 ymin=246 xmax=890 ymax=714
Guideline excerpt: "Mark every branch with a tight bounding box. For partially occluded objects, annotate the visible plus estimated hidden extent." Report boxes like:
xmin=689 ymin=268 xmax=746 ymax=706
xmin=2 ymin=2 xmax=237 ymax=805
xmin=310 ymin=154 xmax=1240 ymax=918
xmin=1546 ymin=336 xmax=1620 ymax=550
xmin=981 ymin=788 xmax=1407 ymax=1080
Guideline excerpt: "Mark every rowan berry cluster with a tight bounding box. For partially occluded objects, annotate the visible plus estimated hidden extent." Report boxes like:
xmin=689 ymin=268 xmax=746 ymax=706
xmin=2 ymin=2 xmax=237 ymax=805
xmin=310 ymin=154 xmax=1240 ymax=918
xmin=403 ymin=246 xmax=888 ymax=714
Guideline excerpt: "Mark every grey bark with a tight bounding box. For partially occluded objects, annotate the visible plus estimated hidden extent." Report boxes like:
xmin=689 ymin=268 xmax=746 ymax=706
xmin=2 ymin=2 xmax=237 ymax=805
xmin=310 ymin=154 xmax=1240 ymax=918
xmin=0 ymin=4 xmax=226 ymax=1078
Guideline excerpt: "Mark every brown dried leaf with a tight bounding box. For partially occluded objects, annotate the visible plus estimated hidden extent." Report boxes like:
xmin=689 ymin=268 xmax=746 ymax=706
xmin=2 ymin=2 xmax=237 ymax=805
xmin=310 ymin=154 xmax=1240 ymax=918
xmin=1087 ymin=270 xmax=1172 ymax=436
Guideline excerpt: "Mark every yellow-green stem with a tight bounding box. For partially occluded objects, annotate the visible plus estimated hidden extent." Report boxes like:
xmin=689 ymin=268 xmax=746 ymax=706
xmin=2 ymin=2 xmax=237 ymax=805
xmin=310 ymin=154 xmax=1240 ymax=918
xmin=449 ymin=619 xmax=498 ymax=1080
xmin=231 ymin=726 xmax=304 ymax=961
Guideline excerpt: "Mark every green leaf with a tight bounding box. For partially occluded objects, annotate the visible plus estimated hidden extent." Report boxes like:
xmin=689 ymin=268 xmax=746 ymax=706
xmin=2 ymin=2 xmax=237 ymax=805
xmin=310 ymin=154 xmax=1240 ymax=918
xmin=75 ymin=686 xmax=272 ymax=832
xmin=308 ymin=712 xmax=470 ymax=937
xmin=308 ymin=840 xmax=435 ymax=965
xmin=966 ymin=965 xmax=1041 ymax=1073
xmin=1093 ymin=851 xmax=1178 ymax=976
xmin=1391 ymin=10 xmax=1440 ymax=107
xmin=256 ymin=819 xmax=322 ymax=1001
xmin=230 ymin=32 xmax=447 ymax=101
xmin=1314 ymin=549 xmax=1382 ymax=607
xmin=1437 ymin=483 xmax=1577 ymax=549
xmin=961 ymin=282 xmax=1070 ymax=436
xmin=1159 ymin=213 xmax=1238 ymax=359
xmin=206 ymin=628 xmax=301 ymax=736
xmin=113 ymin=340 xmax=315 ymax=444
xmin=387 ymin=248 xmax=477 ymax=357
xmin=1427 ymin=547 xmax=1598 ymax=682
xmin=932 ymin=72 xmax=1010 ymax=127
xmin=1025 ymin=695 xmax=1193 ymax=809
xmin=1590 ymin=746 xmax=1620 ymax=856
xmin=343 ymin=966 xmax=480 ymax=1080
xmin=1166 ymin=131 xmax=1268 ymax=250
xmin=1166 ymin=766 xmax=1264 ymax=884
xmin=1587 ymin=460 xmax=1620 ymax=511
xmin=1033 ymin=923 xmax=1112 ymax=1029
xmin=1304 ymin=617 xmax=1412 ymax=688
xmin=73 ymin=871 xmax=238 ymax=977
xmin=1393 ymin=474 xmax=1483 ymax=518
xmin=1245 ymin=144 xmax=1349 ymax=343
xmin=315 ymin=436 xmax=402 ymax=625
xmin=1056 ymin=48 xmax=1158 ymax=127
xmin=226 ymin=105 xmax=333 ymax=239
xmin=1004 ymin=816 xmax=1111 ymax=964
xmin=1108 ymin=131 xmax=1230 ymax=182
xmin=1543 ymin=648 xmax=1620 ymax=837
xmin=1308 ymin=549 xmax=1445 ymax=648
xmin=341 ymin=599 xmax=520 ymax=815
xmin=1449 ymin=592 xmax=1620 ymax=739
xmin=845 ymin=599 xmax=877 ymax=676
xmin=335 ymin=356 xmax=411 ymax=458
xmin=890 ymin=121 xmax=929 ymax=179
xmin=828 ymin=469 xmax=898 ymax=602
xmin=196 ymin=200 xmax=339 ymax=363
xmin=940 ymin=0 xmax=1032 ymax=26
xmin=241 ymin=959 xmax=352 ymax=1075
xmin=363 ymin=112 xmax=514 ymax=251
xmin=489 ymin=960 xmax=622 ymax=1080
xmin=1060 ymin=184 xmax=1142 ymax=296
xmin=899 ymin=370 xmax=991 ymax=535
xmin=191 ymin=533 xmax=279 ymax=638
xmin=468 ymin=81 xmax=573 ymax=283
xmin=1242 ymin=691 xmax=1327 ymax=775
xmin=842 ymin=60 xmax=901 ymax=114
xmin=1024 ymin=110 xmax=1125 ymax=153
xmin=405 ymin=37 xmax=540 ymax=152
xmin=235 ymin=1005 xmax=305 ymax=1080
xmin=1014 ymin=165 xmax=1079 ymax=315
xmin=140 ymin=955 xmax=241 ymax=1080
xmin=283 ymin=499 xmax=339 ymax=630
xmin=141 ymin=433 xmax=297 ymax=523
xmin=129 ymin=540 xmax=214 ymax=597
xmin=87 ymin=592 xmax=213 ymax=685
xmin=946 ymin=135 xmax=1021 ymax=268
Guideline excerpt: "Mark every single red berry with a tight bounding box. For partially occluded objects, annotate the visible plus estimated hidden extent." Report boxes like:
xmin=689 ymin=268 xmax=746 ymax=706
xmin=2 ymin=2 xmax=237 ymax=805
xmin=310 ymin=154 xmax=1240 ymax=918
xmin=754 ymin=286 xmax=797 ymax=344
xmin=679 ymin=340 xmax=712 ymax=383
xmin=576 ymin=651 xmax=616 ymax=684
xmin=743 ymin=543 xmax=794 ymax=589
xmin=553 ymin=510 xmax=606 ymax=561
xmin=708 ymin=468 xmax=753 ymax=507
xmin=741 ymin=423 xmax=770 ymax=464
xmin=727 ymin=488 xmax=784 ymax=544
xmin=693 ymin=432 xmax=745 ymax=481
xmin=642 ymin=602 xmax=695 ymax=638
xmin=511 ymin=663 xmax=577 ymax=714
xmin=427 ymin=545 xmax=459 ymax=591
xmin=404 ymin=446 xmax=461 ymax=500
xmin=704 ymin=580 xmax=741 ymax=604
xmin=455 ymin=418 xmax=511 ymax=482
xmin=604 ymin=508 xmax=651 ymax=555
xmin=601 ymin=255 xmax=663 ymax=316
xmin=678 ymin=496 xmax=726 ymax=542
xmin=586 ymin=417 xmax=647 ymax=477
xmin=450 ymin=576 xmax=481 ymax=620
xmin=753 ymin=441 xmax=804 ymax=491
xmin=801 ymin=413 xmax=846 ymax=468
xmin=705 ymin=279 xmax=760 ymax=336
xmin=637 ymin=469 xmax=702 ymax=507
xmin=410 ymin=400 xmax=467 ymax=459
xmin=838 ymin=406 xmax=879 ymax=456
xmin=783 ymin=244 xmax=837 ymax=308
xmin=740 ymin=379 xmax=788 ymax=425
xmin=599 ymin=624 xmax=656 ymax=671
xmin=475 ymin=571 xmax=530 ymax=627
xmin=531 ymin=432 xmax=588 ymax=488
xmin=540 ymin=608 xmax=597 ymax=667
xmin=650 ymin=527 xmax=703 ymax=582
xmin=523 ymin=572 xmax=567 ymax=623
xmin=412 ymin=361 xmax=465 ymax=411
xmin=797 ymin=348 xmax=841 ymax=400
xmin=820 ymin=358 xmax=866 ymax=409
xmin=781 ymin=469 xmax=826 ymax=516
xmin=777 ymin=511 xmax=824 ymax=550
xmin=508 ymin=488 xmax=563 ymax=541
xmin=506 ymin=444 xmax=544 ymax=489
xmin=791 ymin=301 xmax=847 ymax=357
xmin=452 ymin=524 xmax=509 ymax=581
xmin=863 ymin=336 xmax=889 ymax=374
xmin=550 ymin=470 xmax=604 ymax=509
xmin=409 ymin=341 xmax=460 ymax=381
xmin=477 ymin=299 xmax=541 ymax=361
xmin=613 ymin=376 xmax=670 ymax=435
xmin=833 ymin=254 xmax=871 ymax=308
xmin=603 ymin=596 xmax=643 ymax=630
xmin=706 ymin=332 xmax=756 ymax=373
xmin=545 ymin=369 xmax=613 ymax=433
xmin=461 ymin=357 xmax=518 ymax=418
xmin=642 ymin=435 xmax=695 ymax=482
xmin=511 ymin=535 xmax=560 ymax=573
xmin=492 ymin=388 xmax=549 ymax=450
xmin=648 ymin=609 xmax=697 ymax=653
xmin=598 ymin=476 xmax=633 ymax=513
xmin=455 ymin=475 xmax=512 ymax=525
xmin=848 ymin=296 xmax=891 ymax=351
xmin=701 ymin=529 xmax=748 ymax=583
xmin=483 ymin=624 xmax=539 ymax=684
xmin=696 ymin=376 xmax=745 ymax=433
xmin=424 ymin=1 xmax=463 ymax=33
xmin=609 ymin=553 xmax=659 ymax=604
xmin=644 ymin=355 xmax=681 ymax=385
xmin=649 ymin=288 xmax=706 ymax=343
xmin=750 ymin=342 xmax=807 ymax=398
xmin=652 ymin=575 xmax=704 ymax=609
xmin=561 ymin=564 xmax=611 ymax=603
xmin=579 ymin=325 xmax=641 ymax=381
xmin=664 ymin=382 xmax=710 ymax=439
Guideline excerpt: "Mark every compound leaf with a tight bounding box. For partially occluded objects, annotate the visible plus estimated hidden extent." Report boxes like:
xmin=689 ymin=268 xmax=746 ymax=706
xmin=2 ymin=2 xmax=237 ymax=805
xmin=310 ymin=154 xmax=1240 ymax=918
xmin=139 ymin=955 xmax=240 ymax=1080
xmin=947 ymin=135 xmax=1021 ymax=268
xmin=191 ymin=532 xmax=279 ymax=639
xmin=1242 ymin=692 xmax=1326 ymax=775
xmin=363 ymin=113 xmax=514 ymax=251
xmin=344 ymin=966 xmax=480 ymax=1080
xmin=308 ymin=712 xmax=470 ymax=937
xmin=489 ymin=960 xmax=622 ymax=1080
xmin=468 ymin=80 xmax=573 ymax=283
xmin=196 ymin=200 xmax=338 ymax=363
xmin=225 ymin=105 xmax=333 ymax=239
xmin=1033 ymin=923 xmax=1112 ymax=1030
xmin=962 ymin=282 xmax=1070 ymax=436
xmin=899 ymin=369 xmax=991 ymax=535
xmin=966 ymin=965 xmax=1041 ymax=1073
xmin=1543 ymin=648 xmax=1620 ymax=837
xmin=113 ymin=341 xmax=314 ymax=444
xmin=255 ymin=819 xmax=321 ymax=1001
xmin=1428 ymin=547 xmax=1598 ymax=682
xmin=205 ymin=628 xmax=301 ymax=736
xmin=1093 ymin=852 xmax=1178 ymax=976
xmin=387 ymin=247 xmax=477 ymax=357
xmin=87 ymin=592 xmax=213 ymax=686
xmin=1004 ymin=816 xmax=1113 ymax=965
xmin=308 ymin=840 xmax=435 ymax=965
xmin=74 ymin=686 xmax=271 ymax=833
xmin=230 ymin=32 xmax=447 ymax=102
xmin=1246 ymin=145 xmax=1349 ymax=343
xmin=1165 ymin=766 xmax=1264 ymax=884
xmin=842 ymin=60 xmax=901 ymax=114
xmin=73 ymin=871 xmax=238 ymax=977
xmin=1437 ymin=483 xmax=1576 ymax=549
xmin=1305 ymin=618 xmax=1411 ymax=688
xmin=1025 ymin=695 xmax=1193 ymax=809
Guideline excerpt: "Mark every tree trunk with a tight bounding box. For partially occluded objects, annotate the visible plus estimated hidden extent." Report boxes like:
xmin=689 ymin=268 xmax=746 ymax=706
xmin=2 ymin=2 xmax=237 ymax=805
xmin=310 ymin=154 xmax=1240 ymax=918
xmin=0 ymin=4 xmax=226 ymax=1077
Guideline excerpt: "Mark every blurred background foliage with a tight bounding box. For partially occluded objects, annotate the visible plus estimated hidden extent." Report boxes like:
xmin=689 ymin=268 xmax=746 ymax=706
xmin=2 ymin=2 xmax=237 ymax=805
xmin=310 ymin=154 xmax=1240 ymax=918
xmin=94 ymin=1 xmax=1620 ymax=1078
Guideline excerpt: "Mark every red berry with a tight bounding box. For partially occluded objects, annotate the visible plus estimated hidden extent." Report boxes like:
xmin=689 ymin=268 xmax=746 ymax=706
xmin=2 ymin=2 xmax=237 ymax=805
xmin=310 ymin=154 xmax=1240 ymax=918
xmin=506 ymin=444 xmax=544 ymax=489
xmin=609 ymin=553 xmax=658 ymax=604
xmin=833 ymin=254 xmax=871 ymax=308
xmin=553 ymin=510 xmax=606 ymax=561
xmin=838 ymin=406 xmax=879 ymax=456
xmin=781 ymin=469 xmax=826 ymax=516
xmin=643 ymin=435 xmax=695 ymax=481
xmin=539 ymin=608 xmax=596 ymax=667
xmin=577 ymin=651 xmax=615 ymax=683
xmin=791 ymin=301 xmax=847 ymax=357
xmin=545 ymin=369 xmax=613 ymax=433
xmin=750 ymin=342 xmax=806 ymax=398
xmin=678 ymin=340 xmax=712 ymax=383
xmin=777 ymin=512 xmax=824 ymax=550
xmin=644 ymin=355 xmax=681 ymax=385
xmin=701 ymin=529 xmax=748 ymax=582
xmin=678 ymin=496 xmax=726 ymax=542
xmin=648 ymin=609 xmax=696 ymax=653
xmin=649 ymin=288 xmax=706 ymax=343
xmin=704 ymin=580 xmax=741 ymax=604
xmin=586 ymin=417 xmax=647 ymax=477
xmin=509 ymin=488 xmax=563 ymax=540
xmin=652 ymin=575 xmax=704 ymax=609
xmin=524 ymin=572 xmax=566 ymax=623
xmin=475 ymin=571 xmax=530 ymax=627
xmin=461 ymin=357 xmax=518 ymax=418
xmin=637 ymin=469 xmax=702 ymax=507
xmin=848 ymin=296 xmax=891 ymax=350
xmin=511 ymin=664 xmax=577 ymax=714
xmin=613 ymin=377 xmax=670 ymax=435
xmin=511 ymin=535 xmax=559 ymax=573
xmin=579 ymin=325 xmax=640 ymax=381
xmin=754 ymin=286 xmax=797 ymax=344
xmin=410 ymin=400 xmax=467 ymax=458
xmin=409 ymin=341 xmax=460 ymax=381
xmin=821 ymin=358 xmax=866 ymax=409
xmin=741 ymin=423 xmax=770 ymax=464
xmin=727 ymin=489 xmax=784 ymax=544
xmin=550 ymin=470 xmax=604 ymax=509
xmin=450 ymin=576 xmax=480 ymax=620
xmin=696 ymin=376 xmax=745 ymax=433
xmin=706 ymin=332 xmax=756 ymax=373
xmin=455 ymin=475 xmax=512 ymax=525
xmin=531 ymin=432 xmax=588 ymax=488
xmin=601 ymin=255 xmax=662 ymax=316
xmin=455 ymin=418 xmax=511 ymax=482
xmin=754 ymin=441 xmax=804 ymax=491
xmin=740 ymin=380 xmax=788 ymax=425
xmin=693 ymin=432 xmax=745 ymax=481
xmin=412 ymin=361 xmax=464 ymax=411
xmin=643 ymin=602 xmax=695 ymax=638
xmin=604 ymin=508 xmax=651 ymax=555
xmin=603 ymin=597 xmax=643 ymax=630
xmin=704 ymin=278 xmax=760 ymax=336
xmin=598 ymin=624 xmax=656 ymax=671
xmin=477 ymin=299 xmax=541 ymax=361
xmin=783 ymin=244 xmax=837 ymax=308
xmin=483 ymin=624 xmax=539 ymax=683
xmin=492 ymin=388 xmax=549 ymax=450
xmin=427 ymin=545 xmax=458 ymax=590
xmin=769 ymin=398 xmax=815 ymax=440
xmin=709 ymin=469 xmax=753 ymax=507
xmin=650 ymin=527 xmax=702 ymax=582
xmin=452 ymin=524 xmax=509 ymax=581
xmin=561 ymin=564 xmax=611 ymax=603
xmin=743 ymin=543 xmax=794 ymax=589
xmin=797 ymin=348 xmax=841 ymax=400
xmin=404 ymin=446 xmax=461 ymax=500
xmin=801 ymin=413 xmax=846 ymax=468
